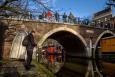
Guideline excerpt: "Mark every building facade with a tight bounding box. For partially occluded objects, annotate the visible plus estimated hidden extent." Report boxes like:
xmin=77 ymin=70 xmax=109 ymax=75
xmin=92 ymin=7 xmax=115 ymax=29
xmin=110 ymin=16 xmax=115 ymax=29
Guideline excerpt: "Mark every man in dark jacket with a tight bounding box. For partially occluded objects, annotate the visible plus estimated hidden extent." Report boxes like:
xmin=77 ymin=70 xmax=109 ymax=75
xmin=63 ymin=12 xmax=67 ymax=23
xmin=22 ymin=30 xmax=37 ymax=70
xmin=54 ymin=11 xmax=60 ymax=22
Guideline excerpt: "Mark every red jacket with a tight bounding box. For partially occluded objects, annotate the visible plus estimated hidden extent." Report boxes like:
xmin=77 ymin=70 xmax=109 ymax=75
xmin=47 ymin=11 xmax=53 ymax=17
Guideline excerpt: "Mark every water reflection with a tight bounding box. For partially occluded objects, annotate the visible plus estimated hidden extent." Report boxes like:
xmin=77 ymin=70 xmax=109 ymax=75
xmin=96 ymin=60 xmax=115 ymax=77
xmin=56 ymin=58 xmax=115 ymax=77
xmin=56 ymin=57 xmax=89 ymax=77
xmin=101 ymin=61 xmax=115 ymax=77
xmin=95 ymin=52 xmax=115 ymax=77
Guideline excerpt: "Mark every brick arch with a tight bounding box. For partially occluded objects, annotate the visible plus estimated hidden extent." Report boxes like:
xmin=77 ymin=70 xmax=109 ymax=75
xmin=38 ymin=27 xmax=90 ymax=77
xmin=93 ymin=30 xmax=115 ymax=58
xmin=9 ymin=31 xmax=28 ymax=59
xmin=93 ymin=30 xmax=115 ymax=77
xmin=38 ymin=27 xmax=87 ymax=48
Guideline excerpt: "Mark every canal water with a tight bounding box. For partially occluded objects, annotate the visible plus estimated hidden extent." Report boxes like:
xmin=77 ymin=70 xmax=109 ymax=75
xmin=55 ymin=57 xmax=88 ymax=77
xmin=96 ymin=60 xmax=115 ymax=77
xmin=55 ymin=58 xmax=115 ymax=77
xmin=41 ymin=39 xmax=115 ymax=77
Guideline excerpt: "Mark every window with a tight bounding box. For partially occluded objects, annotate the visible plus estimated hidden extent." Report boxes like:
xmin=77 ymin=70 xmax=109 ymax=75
xmin=105 ymin=18 xmax=107 ymax=21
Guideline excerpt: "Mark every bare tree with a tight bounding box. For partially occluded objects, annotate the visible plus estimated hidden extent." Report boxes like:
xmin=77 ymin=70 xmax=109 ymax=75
xmin=0 ymin=0 xmax=30 ymax=18
xmin=0 ymin=0 xmax=52 ymax=19
xmin=25 ymin=0 xmax=53 ymax=19
xmin=0 ymin=0 xmax=18 ymax=16
xmin=106 ymin=0 xmax=115 ymax=7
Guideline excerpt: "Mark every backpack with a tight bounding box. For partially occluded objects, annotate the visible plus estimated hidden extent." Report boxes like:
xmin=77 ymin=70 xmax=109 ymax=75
xmin=22 ymin=36 xmax=28 ymax=46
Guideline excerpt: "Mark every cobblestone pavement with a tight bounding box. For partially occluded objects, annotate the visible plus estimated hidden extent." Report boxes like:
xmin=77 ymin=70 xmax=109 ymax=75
xmin=0 ymin=60 xmax=42 ymax=77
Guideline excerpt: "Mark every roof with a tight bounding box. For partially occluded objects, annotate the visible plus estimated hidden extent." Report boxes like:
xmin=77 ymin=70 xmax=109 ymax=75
xmin=94 ymin=7 xmax=112 ymax=17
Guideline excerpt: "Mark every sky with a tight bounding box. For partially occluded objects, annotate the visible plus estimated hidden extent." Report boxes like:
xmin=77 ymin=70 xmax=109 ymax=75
xmin=28 ymin=0 xmax=115 ymax=18
xmin=49 ymin=0 xmax=109 ymax=17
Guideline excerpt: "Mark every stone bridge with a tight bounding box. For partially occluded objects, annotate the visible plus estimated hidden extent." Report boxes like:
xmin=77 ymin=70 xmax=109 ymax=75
xmin=1 ymin=19 xmax=115 ymax=77
xmin=0 ymin=19 xmax=115 ymax=59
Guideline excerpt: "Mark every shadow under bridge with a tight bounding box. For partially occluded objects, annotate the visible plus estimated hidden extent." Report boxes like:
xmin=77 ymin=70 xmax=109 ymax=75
xmin=41 ymin=31 xmax=89 ymax=77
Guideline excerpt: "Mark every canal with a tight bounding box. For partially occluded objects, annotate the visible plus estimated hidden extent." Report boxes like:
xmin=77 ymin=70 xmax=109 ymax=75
xmin=40 ymin=38 xmax=115 ymax=77
xmin=55 ymin=58 xmax=115 ymax=77
xmin=55 ymin=57 xmax=88 ymax=77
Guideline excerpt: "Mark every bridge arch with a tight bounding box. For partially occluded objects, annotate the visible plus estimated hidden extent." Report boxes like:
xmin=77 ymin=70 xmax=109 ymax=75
xmin=93 ymin=30 xmax=115 ymax=58
xmin=9 ymin=31 xmax=28 ymax=59
xmin=38 ymin=27 xmax=87 ymax=47
xmin=93 ymin=30 xmax=115 ymax=77
xmin=38 ymin=27 xmax=90 ymax=77
xmin=92 ymin=30 xmax=115 ymax=77
xmin=38 ymin=26 xmax=88 ymax=58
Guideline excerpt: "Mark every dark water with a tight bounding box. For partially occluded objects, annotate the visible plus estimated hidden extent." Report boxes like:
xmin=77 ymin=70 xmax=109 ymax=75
xmin=55 ymin=58 xmax=115 ymax=77
xmin=96 ymin=60 xmax=115 ymax=77
xmin=56 ymin=57 xmax=89 ymax=77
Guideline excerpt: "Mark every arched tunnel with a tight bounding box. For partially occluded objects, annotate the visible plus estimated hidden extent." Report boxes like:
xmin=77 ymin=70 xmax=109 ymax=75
xmin=95 ymin=33 xmax=114 ymax=59
xmin=94 ymin=32 xmax=115 ymax=77
xmin=41 ymin=31 xmax=89 ymax=77
xmin=49 ymin=31 xmax=87 ymax=58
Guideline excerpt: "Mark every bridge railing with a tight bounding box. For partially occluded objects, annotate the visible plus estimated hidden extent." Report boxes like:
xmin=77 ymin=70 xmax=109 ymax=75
xmin=0 ymin=15 xmax=115 ymax=30
xmin=0 ymin=14 xmax=91 ymax=25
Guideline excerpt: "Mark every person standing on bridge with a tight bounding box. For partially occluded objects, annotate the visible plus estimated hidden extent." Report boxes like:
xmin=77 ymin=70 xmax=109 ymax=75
xmin=54 ymin=11 xmax=60 ymax=22
xmin=22 ymin=30 xmax=37 ymax=70
xmin=47 ymin=10 xmax=53 ymax=22
xmin=63 ymin=12 xmax=67 ymax=23
xmin=68 ymin=12 xmax=74 ymax=23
